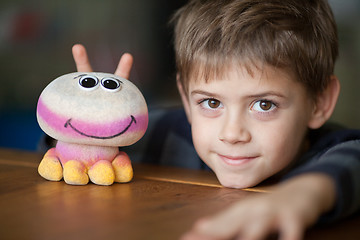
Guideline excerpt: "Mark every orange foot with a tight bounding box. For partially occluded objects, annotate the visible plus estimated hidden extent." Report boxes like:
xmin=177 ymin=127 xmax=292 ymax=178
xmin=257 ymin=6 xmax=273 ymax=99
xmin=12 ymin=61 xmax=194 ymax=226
xmin=112 ymin=152 xmax=133 ymax=183
xmin=63 ymin=160 xmax=89 ymax=185
xmin=38 ymin=148 xmax=63 ymax=181
xmin=88 ymin=160 xmax=115 ymax=186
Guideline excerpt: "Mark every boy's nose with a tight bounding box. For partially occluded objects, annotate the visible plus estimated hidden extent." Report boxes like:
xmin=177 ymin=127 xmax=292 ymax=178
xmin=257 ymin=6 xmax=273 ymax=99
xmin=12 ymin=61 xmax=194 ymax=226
xmin=218 ymin=115 xmax=251 ymax=144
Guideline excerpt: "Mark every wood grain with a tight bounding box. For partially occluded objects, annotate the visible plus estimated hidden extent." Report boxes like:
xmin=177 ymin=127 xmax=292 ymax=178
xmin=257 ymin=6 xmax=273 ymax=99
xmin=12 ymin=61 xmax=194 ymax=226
xmin=0 ymin=149 xmax=254 ymax=240
xmin=1 ymin=148 xmax=359 ymax=240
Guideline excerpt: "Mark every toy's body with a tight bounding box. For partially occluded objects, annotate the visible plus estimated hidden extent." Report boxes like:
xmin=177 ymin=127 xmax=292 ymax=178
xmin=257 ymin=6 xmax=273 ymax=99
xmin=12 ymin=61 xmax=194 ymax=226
xmin=37 ymin=72 xmax=148 ymax=185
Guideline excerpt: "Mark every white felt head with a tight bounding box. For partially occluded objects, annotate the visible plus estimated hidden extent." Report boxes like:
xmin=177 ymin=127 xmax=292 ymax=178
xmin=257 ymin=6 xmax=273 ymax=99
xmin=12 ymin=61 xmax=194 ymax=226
xmin=37 ymin=72 xmax=148 ymax=147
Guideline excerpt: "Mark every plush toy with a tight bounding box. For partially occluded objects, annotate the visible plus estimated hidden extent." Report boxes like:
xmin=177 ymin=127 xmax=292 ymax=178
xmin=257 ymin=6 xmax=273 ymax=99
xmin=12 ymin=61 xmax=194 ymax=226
xmin=36 ymin=72 xmax=148 ymax=185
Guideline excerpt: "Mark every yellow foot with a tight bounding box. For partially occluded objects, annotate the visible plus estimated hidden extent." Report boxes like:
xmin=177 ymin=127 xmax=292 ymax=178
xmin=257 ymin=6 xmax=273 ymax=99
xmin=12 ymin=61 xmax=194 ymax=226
xmin=112 ymin=152 xmax=133 ymax=183
xmin=63 ymin=160 xmax=89 ymax=185
xmin=38 ymin=148 xmax=63 ymax=181
xmin=88 ymin=160 xmax=115 ymax=186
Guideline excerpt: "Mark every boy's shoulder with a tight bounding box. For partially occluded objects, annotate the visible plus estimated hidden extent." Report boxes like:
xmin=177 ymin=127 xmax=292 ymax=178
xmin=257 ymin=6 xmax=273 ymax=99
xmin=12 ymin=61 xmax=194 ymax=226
xmin=308 ymin=123 xmax=360 ymax=153
xmin=288 ymin=124 xmax=360 ymax=223
xmin=284 ymin=123 xmax=360 ymax=182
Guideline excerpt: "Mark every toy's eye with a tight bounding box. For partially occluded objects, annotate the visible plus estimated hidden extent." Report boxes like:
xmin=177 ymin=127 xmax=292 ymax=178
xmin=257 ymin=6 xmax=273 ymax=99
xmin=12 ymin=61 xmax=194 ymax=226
xmin=101 ymin=78 xmax=122 ymax=92
xmin=79 ymin=75 xmax=99 ymax=90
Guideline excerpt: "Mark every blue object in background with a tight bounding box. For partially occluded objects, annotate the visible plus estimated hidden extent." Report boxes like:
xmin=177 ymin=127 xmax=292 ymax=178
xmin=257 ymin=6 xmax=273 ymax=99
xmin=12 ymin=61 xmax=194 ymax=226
xmin=0 ymin=111 xmax=43 ymax=151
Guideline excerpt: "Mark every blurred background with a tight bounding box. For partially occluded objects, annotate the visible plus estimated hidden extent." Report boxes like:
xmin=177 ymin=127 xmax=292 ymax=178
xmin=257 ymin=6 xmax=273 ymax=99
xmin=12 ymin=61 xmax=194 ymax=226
xmin=0 ymin=0 xmax=359 ymax=151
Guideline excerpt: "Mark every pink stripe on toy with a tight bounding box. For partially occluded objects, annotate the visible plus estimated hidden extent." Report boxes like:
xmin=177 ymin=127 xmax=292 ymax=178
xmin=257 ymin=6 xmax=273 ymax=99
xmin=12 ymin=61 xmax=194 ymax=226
xmin=55 ymin=141 xmax=120 ymax=166
xmin=37 ymin=98 xmax=148 ymax=140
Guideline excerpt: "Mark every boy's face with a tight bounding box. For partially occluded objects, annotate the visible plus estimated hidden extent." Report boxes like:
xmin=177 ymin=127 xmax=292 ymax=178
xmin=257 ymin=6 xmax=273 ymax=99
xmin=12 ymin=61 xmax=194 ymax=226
xmin=183 ymin=64 xmax=316 ymax=188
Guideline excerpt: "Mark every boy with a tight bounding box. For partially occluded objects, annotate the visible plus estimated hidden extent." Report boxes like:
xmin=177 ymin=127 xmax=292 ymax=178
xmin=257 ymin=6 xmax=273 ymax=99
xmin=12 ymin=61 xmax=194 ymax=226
xmin=72 ymin=0 xmax=360 ymax=239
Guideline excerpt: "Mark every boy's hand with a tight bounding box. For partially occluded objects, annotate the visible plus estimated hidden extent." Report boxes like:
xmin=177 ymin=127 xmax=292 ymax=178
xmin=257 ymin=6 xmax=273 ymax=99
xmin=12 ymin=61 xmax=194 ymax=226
xmin=72 ymin=44 xmax=133 ymax=79
xmin=182 ymin=174 xmax=335 ymax=240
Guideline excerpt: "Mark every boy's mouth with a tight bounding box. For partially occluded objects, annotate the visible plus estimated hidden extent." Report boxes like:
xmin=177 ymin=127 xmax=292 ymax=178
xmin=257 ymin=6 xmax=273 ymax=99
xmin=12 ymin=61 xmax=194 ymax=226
xmin=218 ymin=154 xmax=258 ymax=166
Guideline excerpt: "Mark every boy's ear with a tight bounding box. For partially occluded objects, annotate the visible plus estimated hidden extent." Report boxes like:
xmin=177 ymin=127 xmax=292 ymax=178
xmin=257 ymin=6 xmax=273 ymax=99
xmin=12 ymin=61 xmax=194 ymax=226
xmin=308 ymin=75 xmax=340 ymax=129
xmin=176 ymin=74 xmax=192 ymax=124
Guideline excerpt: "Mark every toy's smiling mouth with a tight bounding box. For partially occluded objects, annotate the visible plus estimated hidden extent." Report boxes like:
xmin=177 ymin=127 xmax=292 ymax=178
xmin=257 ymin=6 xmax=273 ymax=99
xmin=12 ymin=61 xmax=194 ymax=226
xmin=64 ymin=115 xmax=136 ymax=139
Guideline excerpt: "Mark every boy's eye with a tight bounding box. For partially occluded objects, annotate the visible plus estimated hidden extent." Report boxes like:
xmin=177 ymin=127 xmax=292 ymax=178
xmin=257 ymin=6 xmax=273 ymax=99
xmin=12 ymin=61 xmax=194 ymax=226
xmin=208 ymin=99 xmax=221 ymax=108
xmin=200 ymin=99 xmax=222 ymax=109
xmin=252 ymin=100 xmax=276 ymax=112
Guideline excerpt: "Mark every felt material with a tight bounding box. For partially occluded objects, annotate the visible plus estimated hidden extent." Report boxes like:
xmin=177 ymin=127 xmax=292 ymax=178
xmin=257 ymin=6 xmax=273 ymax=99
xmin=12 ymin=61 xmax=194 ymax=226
xmin=55 ymin=141 xmax=120 ymax=166
xmin=63 ymin=160 xmax=89 ymax=185
xmin=37 ymin=72 xmax=148 ymax=146
xmin=36 ymin=72 xmax=148 ymax=185
xmin=38 ymin=148 xmax=63 ymax=181
xmin=88 ymin=160 xmax=116 ymax=186
xmin=112 ymin=152 xmax=133 ymax=183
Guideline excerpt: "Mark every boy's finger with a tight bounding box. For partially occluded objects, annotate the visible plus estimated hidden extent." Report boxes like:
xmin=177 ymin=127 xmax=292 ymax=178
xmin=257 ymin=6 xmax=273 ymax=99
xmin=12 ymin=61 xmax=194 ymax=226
xmin=191 ymin=214 xmax=244 ymax=239
xmin=114 ymin=53 xmax=133 ymax=79
xmin=241 ymin=220 xmax=274 ymax=240
xmin=279 ymin=217 xmax=303 ymax=240
xmin=72 ymin=44 xmax=93 ymax=72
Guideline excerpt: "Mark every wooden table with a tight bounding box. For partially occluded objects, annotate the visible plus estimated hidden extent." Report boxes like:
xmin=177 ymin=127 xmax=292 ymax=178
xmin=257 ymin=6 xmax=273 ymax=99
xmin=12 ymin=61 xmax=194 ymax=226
xmin=1 ymin=148 xmax=359 ymax=240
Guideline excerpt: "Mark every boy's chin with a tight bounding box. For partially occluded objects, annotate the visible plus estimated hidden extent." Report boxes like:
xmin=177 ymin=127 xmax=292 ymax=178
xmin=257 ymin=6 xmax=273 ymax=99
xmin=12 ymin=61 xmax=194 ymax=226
xmin=216 ymin=173 xmax=260 ymax=189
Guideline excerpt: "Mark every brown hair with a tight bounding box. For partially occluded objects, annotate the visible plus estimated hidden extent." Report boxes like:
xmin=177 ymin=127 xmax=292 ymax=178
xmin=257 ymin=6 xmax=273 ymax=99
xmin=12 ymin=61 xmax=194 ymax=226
xmin=171 ymin=0 xmax=338 ymax=96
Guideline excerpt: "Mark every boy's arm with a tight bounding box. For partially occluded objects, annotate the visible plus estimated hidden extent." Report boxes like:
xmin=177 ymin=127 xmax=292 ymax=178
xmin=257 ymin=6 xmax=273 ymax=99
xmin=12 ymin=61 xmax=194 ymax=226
xmin=286 ymin=139 xmax=360 ymax=223
xmin=183 ymin=138 xmax=360 ymax=240
xmin=182 ymin=173 xmax=335 ymax=240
